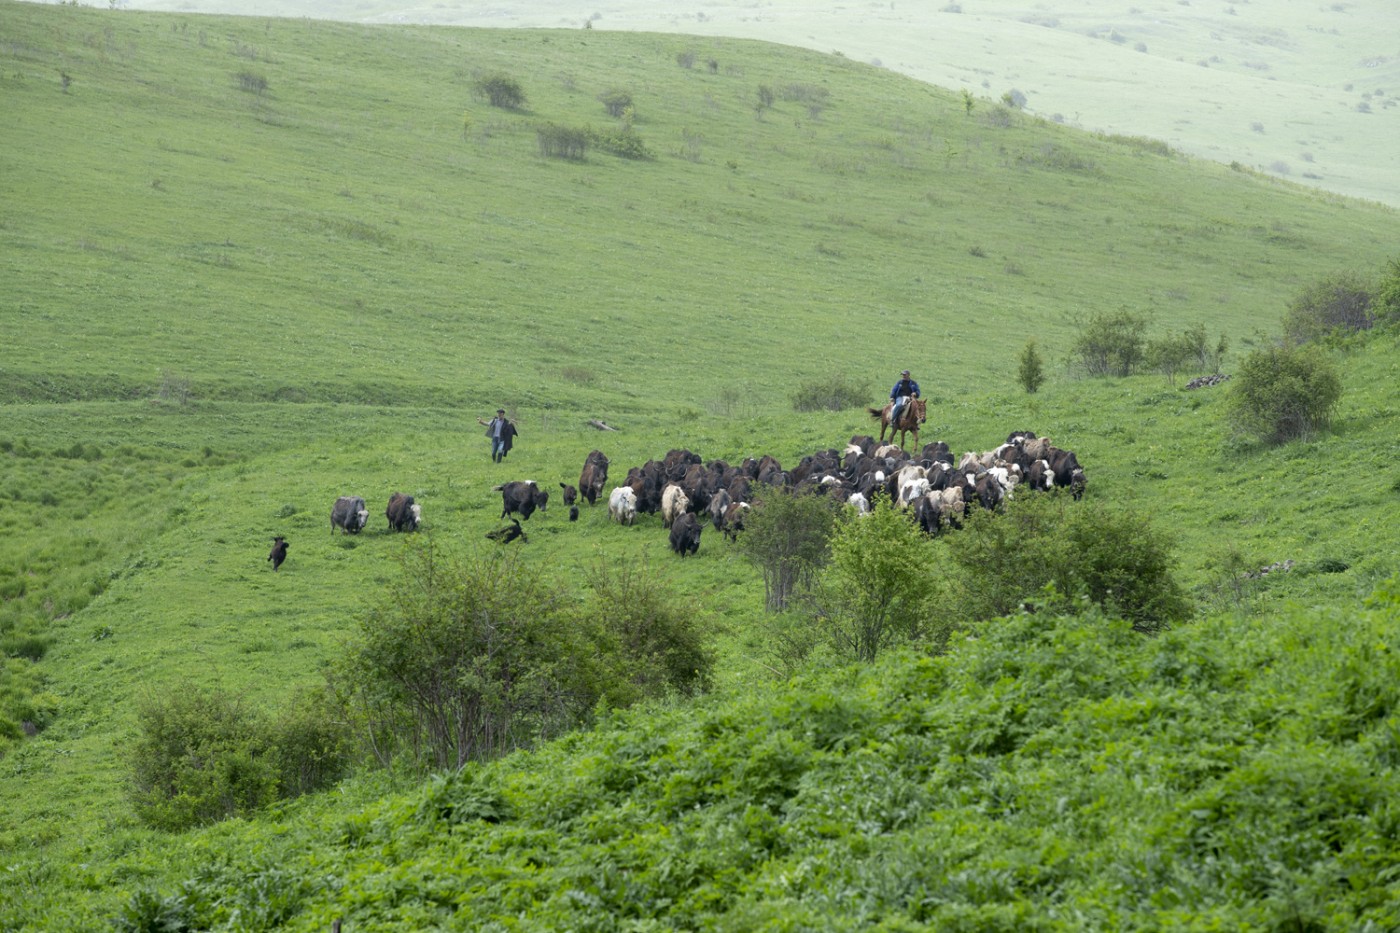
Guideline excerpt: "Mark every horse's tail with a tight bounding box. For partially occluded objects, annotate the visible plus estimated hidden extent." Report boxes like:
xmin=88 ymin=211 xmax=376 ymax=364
xmin=867 ymin=407 xmax=886 ymax=420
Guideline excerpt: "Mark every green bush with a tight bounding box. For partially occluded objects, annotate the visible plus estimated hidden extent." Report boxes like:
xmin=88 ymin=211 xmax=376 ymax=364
xmin=945 ymin=493 xmax=1191 ymax=629
xmin=1069 ymin=308 xmax=1149 ymax=377
xmin=1374 ymin=255 xmax=1400 ymax=326
xmin=1226 ymin=343 xmax=1342 ymax=444
xmin=129 ymin=684 xmax=280 ymax=831
xmin=474 ymin=73 xmax=526 ymax=110
xmin=1283 ymin=271 xmax=1374 ymax=343
xmin=598 ymin=88 xmax=632 ymax=117
xmin=337 ymin=545 xmax=587 ymax=771
xmin=576 ymin=561 xmax=714 ymax=706
xmin=738 ymin=488 xmax=841 ymax=611
xmin=128 ymin=682 xmax=350 ymax=831
xmin=537 ymin=123 xmax=588 ymax=160
xmin=589 ymin=127 xmax=653 ymax=160
xmin=806 ymin=495 xmax=946 ymax=662
xmin=790 ymin=372 xmax=871 ymax=412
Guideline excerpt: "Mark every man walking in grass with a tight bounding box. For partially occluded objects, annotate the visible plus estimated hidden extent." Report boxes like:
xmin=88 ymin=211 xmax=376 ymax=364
xmin=477 ymin=408 xmax=518 ymax=463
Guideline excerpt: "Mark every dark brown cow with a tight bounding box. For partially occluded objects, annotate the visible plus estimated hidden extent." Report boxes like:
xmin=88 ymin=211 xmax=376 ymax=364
xmin=669 ymin=512 xmax=702 ymax=557
xmin=268 ymin=536 xmax=288 ymax=571
xmin=385 ymin=492 xmax=421 ymax=532
xmin=579 ymin=450 xmax=610 ymax=506
xmin=494 ymin=481 xmax=549 ymax=520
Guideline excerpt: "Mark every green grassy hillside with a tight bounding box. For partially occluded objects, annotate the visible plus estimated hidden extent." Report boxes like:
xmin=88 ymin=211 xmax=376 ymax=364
xmin=2 ymin=2 xmax=1400 ymax=928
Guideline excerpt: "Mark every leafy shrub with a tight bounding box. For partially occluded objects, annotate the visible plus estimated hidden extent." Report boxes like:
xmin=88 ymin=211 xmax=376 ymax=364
xmin=589 ymin=127 xmax=653 ymax=160
xmin=790 ymin=372 xmax=871 ymax=411
xmin=129 ymin=685 xmax=280 ymax=830
xmin=1017 ymin=340 xmax=1045 ymax=393
xmin=1069 ymin=308 xmax=1149 ymax=376
xmin=1372 ymin=255 xmax=1400 ymax=325
xmin=128 ymin=683 xmax=350 ymax=831
xmin=1283 ymin=271 xmax=1375 ymax=343
xmin=336 ymin=545 xmax=587 ymax=771
xmin=474 ymin=73 xmax=526 ymax=110
xmin=739 ymin=488 xmax=841 ymax=611
xmin=598 ymin=88 xmax=632 ymax=117
xmin=576 ymin=562 xmax=714 ymax=706
xmin=805 ymin=496 xmax=945 ymax=662
xmin=536 ymin=123 xmax=588 ymax=160
xmin=1226 ymin=344 xmax=1342 ymax=444
xmin=946 ymin=494 xmax=1191 ymax=629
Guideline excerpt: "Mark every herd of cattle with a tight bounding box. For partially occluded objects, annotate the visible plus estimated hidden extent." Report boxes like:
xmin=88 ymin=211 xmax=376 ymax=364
xmin=279 ymin=431 xmax=1086 ymax=569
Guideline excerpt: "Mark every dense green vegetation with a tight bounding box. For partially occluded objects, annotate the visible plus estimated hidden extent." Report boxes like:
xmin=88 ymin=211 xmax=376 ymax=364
xmin=2 ymin=2 xmax=1400 ymax=927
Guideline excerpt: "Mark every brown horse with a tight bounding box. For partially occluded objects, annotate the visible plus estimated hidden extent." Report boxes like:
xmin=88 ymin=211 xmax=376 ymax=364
xmin=867 ymin=397 xmax=926 ymax=451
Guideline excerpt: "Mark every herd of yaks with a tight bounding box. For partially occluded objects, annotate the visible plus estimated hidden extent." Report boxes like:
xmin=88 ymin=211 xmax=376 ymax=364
xmin=267 ymin=430 xmax=1085 ymax=570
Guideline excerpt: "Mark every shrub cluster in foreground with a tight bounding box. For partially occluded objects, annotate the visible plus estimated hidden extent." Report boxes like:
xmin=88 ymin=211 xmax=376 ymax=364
xmin=113 ymin=578 xmax=1400 ymax=931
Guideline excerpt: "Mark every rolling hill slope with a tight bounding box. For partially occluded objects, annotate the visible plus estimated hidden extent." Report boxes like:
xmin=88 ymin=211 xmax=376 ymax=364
xmin=2 ymin=3 xmax=1400 ymax=928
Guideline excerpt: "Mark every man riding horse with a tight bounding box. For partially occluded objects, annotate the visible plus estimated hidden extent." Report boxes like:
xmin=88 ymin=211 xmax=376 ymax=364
xmin=890 ymin=370 xmax=919 ymax=426
xmin=867 ymin=369 xmax=926 ymax=449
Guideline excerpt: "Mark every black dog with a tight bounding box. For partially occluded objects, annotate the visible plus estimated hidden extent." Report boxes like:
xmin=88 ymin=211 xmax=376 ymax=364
xmin=268 ymin=536 xmax=288 ymax=571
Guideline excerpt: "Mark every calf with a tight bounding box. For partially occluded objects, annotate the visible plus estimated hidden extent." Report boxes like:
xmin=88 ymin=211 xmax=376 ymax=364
xmin=558 ymin=483 xmax=578 ymax=507
xmin=331 ymin=496 xmax=369 ymax=534
xmin=267 ymin=536 xmax=288 ymax=571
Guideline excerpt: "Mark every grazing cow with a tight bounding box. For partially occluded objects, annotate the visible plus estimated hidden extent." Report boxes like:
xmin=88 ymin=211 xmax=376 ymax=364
xmin=579 ymin=450 xmax=610 ymax=506
xmin=486 ymin=518 xmax=527 ymax=544
xmin=558 ymin=483 xmax=578 ymax=507
xmin=569 ymin=505 xmax=579 ymax=522
xmin=494 ymin=481 xmax=548 ymax=520
xmin=1045 ymin=448 xmax=1087 ymax=500
xmin=385 ymin=492 xmax=421 ymax=532
xmin=608 ymin=486 xmax=638 ymax=526
xmin=709 ymin=488 xmax=732 ymax=532
xmin=331 ymin=496 xmax=369 ymax=534
xmin=267 ymin=536 xmax=288 ymax=571
xmin=721 ymin=501 xmax=749 ymax=541
xmin=660 ymin=483 xmax=691 ymax=529
xmin=669 ymin=511 xmax=702 ymax=557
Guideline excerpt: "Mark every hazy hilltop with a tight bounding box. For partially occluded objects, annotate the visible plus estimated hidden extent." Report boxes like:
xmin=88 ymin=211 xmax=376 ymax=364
xmin=36 ymin=0 xmax=1400 ymax=206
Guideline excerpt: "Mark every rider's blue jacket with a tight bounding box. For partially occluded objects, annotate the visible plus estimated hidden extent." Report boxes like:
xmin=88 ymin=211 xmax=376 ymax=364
xmin=890 ymin=378 xmax=920 ymax=400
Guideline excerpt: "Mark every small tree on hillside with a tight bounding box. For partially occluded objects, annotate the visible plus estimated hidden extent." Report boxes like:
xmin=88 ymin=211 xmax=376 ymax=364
xmin=1145 ymin=333 xmax=1193 ymax=385
xmin=599 ymin=89 xmax=633 ymax=118
xmin=475 ymin=73 xmax=526 ymax=110
xmin=806 ymin=496 xmax=943 ymax=662
xmin=1017 ymin=340 xmax=1046 ymax=393
xmin=738 ymin=488 xmax=841 ymax=612
xmin=1226 ymin=344 xmax=1342 ymax=444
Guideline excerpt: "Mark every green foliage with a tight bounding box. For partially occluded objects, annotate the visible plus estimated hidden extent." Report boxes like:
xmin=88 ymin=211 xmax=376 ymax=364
xmin=588 ymin=126 xmax=653 ymax=160
xmin=790 ymin=371 xmax=872 ymax=411
xmin=474 ymin=72 xmax=526 ymax=110
xmin=598 ymin=88 xmax=632 ymax=117
xmin=128 ymin=685 xmax=281 ymax=831
xmin=1283 ymin=270 xmax=1375 ymax=343
xmin=1144 ymin=331 xmax=1194 ymax=385
xmin=807 ymin=496 xmax=944 ymax=661
xmin=738 ymin=488 xmax=841 ymax=612
xmin=128 ymin=682 xmax=350 ymax=831
xmin=337 ymin=545 xmax=587 ymax=771
xmin=576 ymin=561 xmax=714 ymax=706
xmin=536 ymin=123 xmax=588 ymax=160
xmin=1370 ymin=255 xmax=1400 ymax=326
xmin=1069 ymin=308 xmax=1149 ymax=376
xmin=1226 ymin=343 xmax=1343 ymax=444
xmin=946 ymin=494 xmax=1191 ymax=629
xmin=1016 ymin=340 xmax=1045 ymax=393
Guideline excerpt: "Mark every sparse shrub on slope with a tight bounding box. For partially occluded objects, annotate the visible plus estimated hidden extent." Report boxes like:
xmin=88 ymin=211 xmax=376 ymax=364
xmin=1226 ymin=343 xmax=1342 ymax=444
xmin=944 ymin=493 xmax=1191 ymax=629
xmin=128 ymin=683 xmax=349 ymax=831
xmin=1069 ymin=308 xmax=1149 ymax=377
xmin=1283 ymin=270 xmax=1375 ymax=344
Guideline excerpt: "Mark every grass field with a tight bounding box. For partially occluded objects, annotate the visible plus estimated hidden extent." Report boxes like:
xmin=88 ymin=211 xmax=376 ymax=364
xmin=44 ymin=0 xmax=1400 ymax=207
xmin=2 ymin=2 xmax=1400 ymax=927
